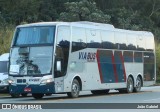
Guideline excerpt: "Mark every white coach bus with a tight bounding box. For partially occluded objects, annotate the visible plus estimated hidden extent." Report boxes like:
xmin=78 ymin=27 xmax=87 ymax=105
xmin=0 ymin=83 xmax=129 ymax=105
xmin=8 ymin=21 xmax=155 ymax=99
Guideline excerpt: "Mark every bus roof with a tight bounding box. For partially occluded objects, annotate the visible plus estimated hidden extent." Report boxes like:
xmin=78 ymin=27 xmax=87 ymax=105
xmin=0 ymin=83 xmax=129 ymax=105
xmin=17 ymin=21 xmax=153 ymax=36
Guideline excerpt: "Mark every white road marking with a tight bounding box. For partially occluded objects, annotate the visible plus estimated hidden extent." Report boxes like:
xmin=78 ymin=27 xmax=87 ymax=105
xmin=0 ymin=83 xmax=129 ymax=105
xmin=144 ymin=98 xmax=160 ymax=102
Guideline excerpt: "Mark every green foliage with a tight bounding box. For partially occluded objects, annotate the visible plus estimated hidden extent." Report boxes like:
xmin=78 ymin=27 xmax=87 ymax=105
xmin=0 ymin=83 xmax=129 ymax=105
xmin=0 ymin=26 xmax=14 ymax=54
xmin=58 ymin=0 xmax=110 ymax=23
xmin=156 ymin=43 xmax=160 ymax=82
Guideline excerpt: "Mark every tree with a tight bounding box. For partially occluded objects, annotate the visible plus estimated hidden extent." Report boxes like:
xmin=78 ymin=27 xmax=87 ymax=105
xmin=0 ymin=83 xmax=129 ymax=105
xmin=58 ymin=0 xmax=110 ymax=23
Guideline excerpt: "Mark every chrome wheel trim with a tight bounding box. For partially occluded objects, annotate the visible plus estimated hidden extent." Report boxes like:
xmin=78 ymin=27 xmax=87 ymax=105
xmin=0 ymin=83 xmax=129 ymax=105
xmin=127 ymin=77 xmax=133 ymax=93
xmin=72 ymin=83 xmax=79 ymax=95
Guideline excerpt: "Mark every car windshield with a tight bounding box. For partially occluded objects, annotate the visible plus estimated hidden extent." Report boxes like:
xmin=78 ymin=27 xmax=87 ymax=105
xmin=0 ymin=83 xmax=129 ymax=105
xmin=9 ymin=47 xmax=53 ymax=75
xmin=15 ymin=26 xmax=55 ymax=46
xmin=0 ymin=61 xmax=8 ymax=73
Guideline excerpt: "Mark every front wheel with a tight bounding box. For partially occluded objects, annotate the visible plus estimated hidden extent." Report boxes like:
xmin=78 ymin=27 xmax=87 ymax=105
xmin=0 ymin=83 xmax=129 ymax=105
xmin=32 ymin=93 xmax=44 ymax=99
xmin=134 ymin=76 xmax=142 ymax=92
xmin=67 ymin=79 xmax=80 ymax=98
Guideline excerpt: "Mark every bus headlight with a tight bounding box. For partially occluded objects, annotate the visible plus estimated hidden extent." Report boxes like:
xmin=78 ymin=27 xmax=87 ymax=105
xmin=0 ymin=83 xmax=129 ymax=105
xmin=8 ymin=79 xmax=16 ymax=84
xmin=40 ymin=78 xmax=53 ymax=84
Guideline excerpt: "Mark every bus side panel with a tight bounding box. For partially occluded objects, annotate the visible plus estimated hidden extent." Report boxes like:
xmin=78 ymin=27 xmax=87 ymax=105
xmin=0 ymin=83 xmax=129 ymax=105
xmin=64 ymin=48 xmax=128 ymax=92
xmin=124 ymin=63 xmax=143 ymax=87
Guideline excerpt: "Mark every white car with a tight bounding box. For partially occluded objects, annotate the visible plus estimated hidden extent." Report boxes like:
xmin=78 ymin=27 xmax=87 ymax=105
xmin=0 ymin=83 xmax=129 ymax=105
xmin=0 ymin=53 xmax=9 ymax=93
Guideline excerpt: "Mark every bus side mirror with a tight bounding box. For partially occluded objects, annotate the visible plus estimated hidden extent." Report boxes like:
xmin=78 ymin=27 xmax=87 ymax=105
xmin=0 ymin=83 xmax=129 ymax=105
xmin=56 ymin=60 xmax=61 ymax=72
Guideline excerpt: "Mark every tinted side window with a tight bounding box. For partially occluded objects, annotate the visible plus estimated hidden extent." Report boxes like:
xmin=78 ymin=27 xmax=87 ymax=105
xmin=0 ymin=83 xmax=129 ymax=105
xmin=123 ymin=51 xmax=133 ymax=62
xmin=72 ymin=27 xmax=86 ymax=52
xmin=137 ymin=35 xmax=145 ymax=51
xmin=114 ymin=51 xmax=126 ymax=82
xmin=86 ymin=29 xmax=101 ymax=48
xmin=115 ymin=32 xmax=127 ymax=50
xmin=145 ymin=36 xmax=154 ymax=51
xmin=101 ymin=30 xmax=115 ymax=49
xmin=144 ymin=52 xmax=154 ymax=64
xmin=97 ymin=50 xmax=115 ymax=83
xmin=144 ymin=52 xmax=155 ymax=81
xmin=134 ymin=52 xmax=142 ymax=62
xmin=127 ymin=34 xmax=137 ymax=50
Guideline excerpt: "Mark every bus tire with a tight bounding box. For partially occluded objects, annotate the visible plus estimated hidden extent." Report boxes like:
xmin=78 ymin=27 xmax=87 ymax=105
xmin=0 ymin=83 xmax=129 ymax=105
xmin=10 ymin=93 xmax=20 ymax=98
xmin=133 ymin=76 xmax=142 ymax=92
xmin=21 ymin=93 xmax=28 ymax=97
xmin=126 ymin=76 xmax=134 ymax=93
xmin=32 ymin=93 xmax=44 ymax=99
xmin=67 ymin=79 xmax=80 ymax=98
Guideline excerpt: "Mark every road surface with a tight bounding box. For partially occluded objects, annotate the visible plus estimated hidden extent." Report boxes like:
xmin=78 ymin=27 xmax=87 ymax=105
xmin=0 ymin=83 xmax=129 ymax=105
xmin=0 ymin=86 xmax=160 ymax=112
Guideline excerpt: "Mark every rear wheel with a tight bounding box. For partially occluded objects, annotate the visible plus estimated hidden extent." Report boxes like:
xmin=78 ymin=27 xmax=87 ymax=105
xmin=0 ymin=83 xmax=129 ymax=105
xmin=126 ymin=76 xmax=134 ymax=93
xmin=67 ymin=79 xmax=80 ymax=98
xmin=134 ymin=76 xmax=142 ymax=92
xmin=32 ymin=93 xmax=44 ymax=99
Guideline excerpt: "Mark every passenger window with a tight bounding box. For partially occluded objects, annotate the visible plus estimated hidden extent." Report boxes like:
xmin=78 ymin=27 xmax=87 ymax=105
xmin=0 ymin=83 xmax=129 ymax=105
xmin=86 ymin=29 xmax=101 ymax=48
xmin=72 ymin=27 xmax=86 ymax=52
xmin=101 ymin=30 xmax=115 ymax=49
xmin=115 ymin=32 xmax=127 ymax=50
xmin=127 ymin=33 xmax=137 ymax=50
xmin=144 ymin=52 xmax=155 ymax=81
xmin=123 ymin=51 xmax=133 ymax=62
xmin=137 ymin=35 xmax=145 ymax=51
xmin=134 ymin=52 xmax=142 ymax=62
xmin=57 ymin=26 xmax=70 ymax=47
xmin=145 ymin=35 xmax=154 ymax=51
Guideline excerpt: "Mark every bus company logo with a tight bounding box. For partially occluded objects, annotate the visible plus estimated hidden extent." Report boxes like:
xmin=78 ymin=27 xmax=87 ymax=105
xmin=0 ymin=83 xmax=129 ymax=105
xmin=79 ymin=52 xmax=96 ymax=62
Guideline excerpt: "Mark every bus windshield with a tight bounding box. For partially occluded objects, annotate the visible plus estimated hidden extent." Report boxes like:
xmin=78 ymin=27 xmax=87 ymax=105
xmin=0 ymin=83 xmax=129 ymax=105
xmin=9 ymin=26 xmax=56 ymax=76
xmin=15 ymin=26 xmax=55 ymax=46
xmin=9 ymin=47 xmax=53 ymax=75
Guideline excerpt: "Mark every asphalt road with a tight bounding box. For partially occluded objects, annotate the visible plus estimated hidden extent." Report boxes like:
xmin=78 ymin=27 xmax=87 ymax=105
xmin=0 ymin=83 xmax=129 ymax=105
xmin=0 ymin=86 xmax=160 ymax=103
xmin=0 ymin=86 xmax=160 ymax=112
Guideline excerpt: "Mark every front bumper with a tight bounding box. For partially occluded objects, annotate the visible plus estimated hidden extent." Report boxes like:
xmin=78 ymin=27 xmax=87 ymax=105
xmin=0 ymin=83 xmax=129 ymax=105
xmin=9 ymin=82 xmax=55 ymax=94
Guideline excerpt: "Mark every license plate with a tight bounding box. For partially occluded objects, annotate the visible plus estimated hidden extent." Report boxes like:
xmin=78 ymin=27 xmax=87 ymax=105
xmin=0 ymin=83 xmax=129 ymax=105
xmin=24 ymin=88 xmax=31 ymax=92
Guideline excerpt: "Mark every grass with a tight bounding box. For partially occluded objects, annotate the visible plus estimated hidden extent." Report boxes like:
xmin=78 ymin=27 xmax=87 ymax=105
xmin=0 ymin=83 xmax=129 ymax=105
xmin=0 ymin=93 xmax=10 ymax=96
xmin=0 ymin=26 xmax=14 ymax=55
